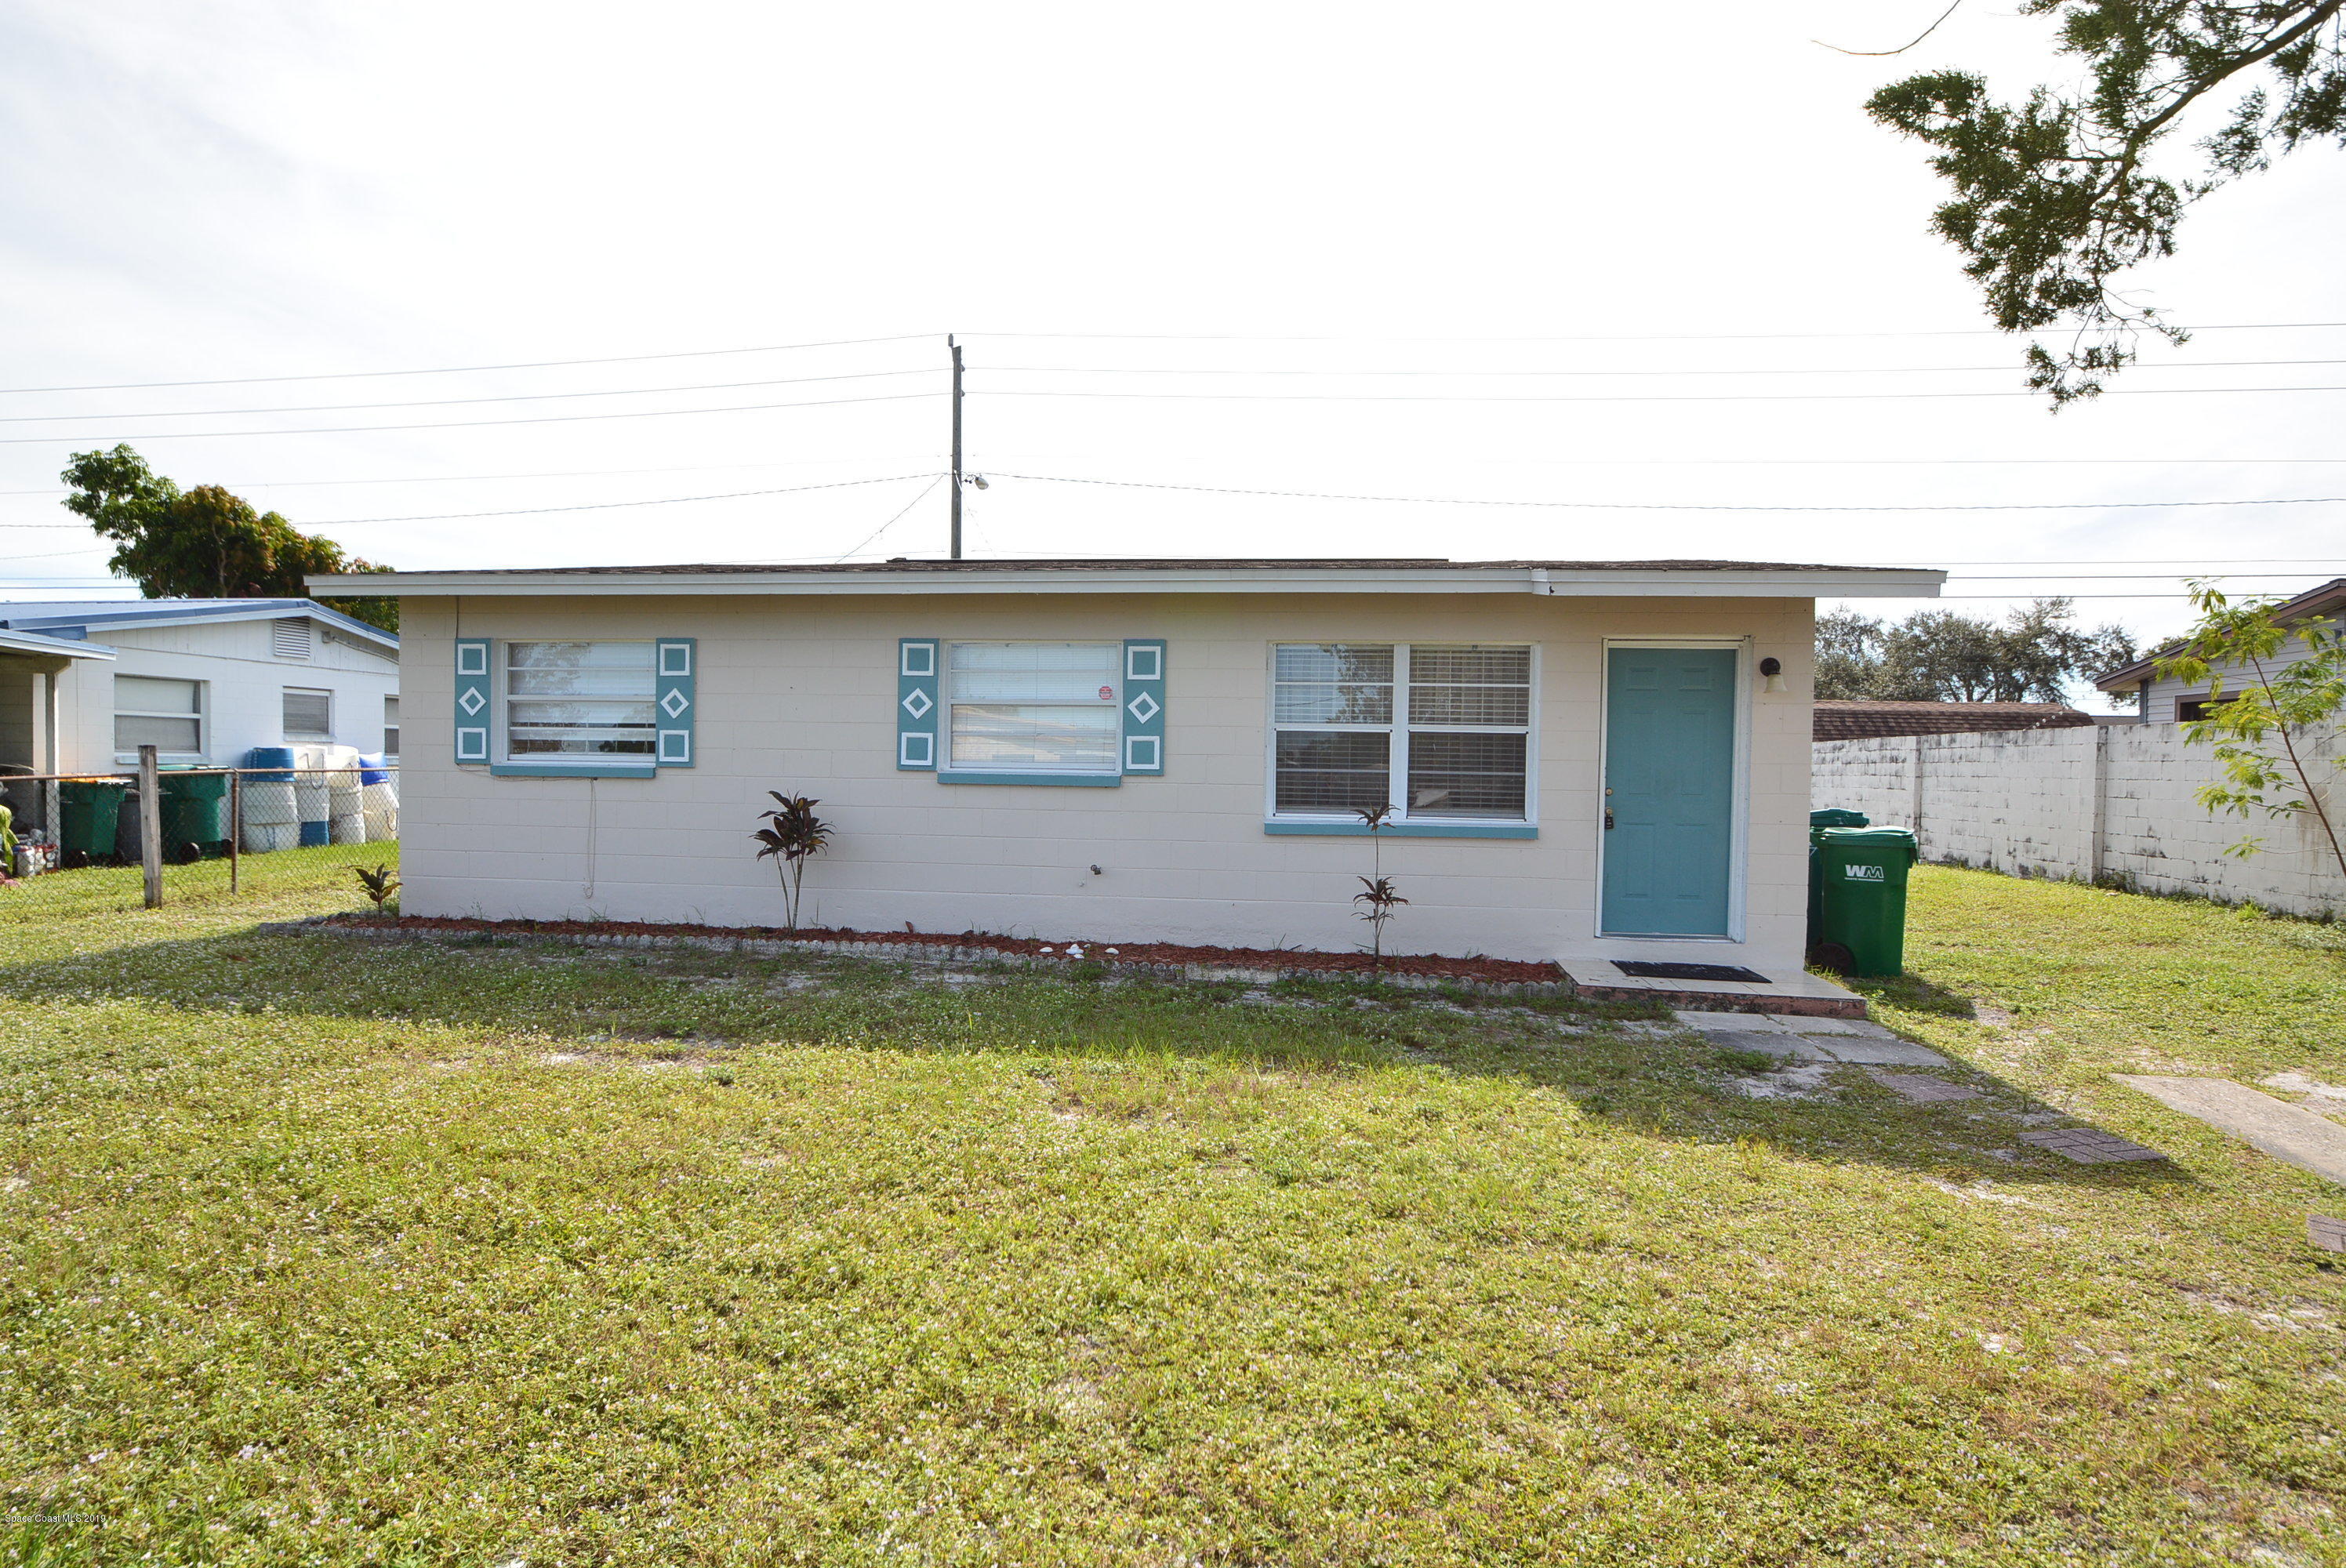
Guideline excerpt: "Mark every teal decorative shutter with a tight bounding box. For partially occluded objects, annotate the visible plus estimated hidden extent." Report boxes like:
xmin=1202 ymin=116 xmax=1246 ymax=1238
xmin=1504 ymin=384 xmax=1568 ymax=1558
xmin=454 ymin=637 xmax=491 ymax=764
xmin=898 ymin=638 xmax=939 ymax=770
xmin=656 ymin=639 xmax=695 ymax=766
xmin=1122 ymin=639 xmax=1165 ymax=775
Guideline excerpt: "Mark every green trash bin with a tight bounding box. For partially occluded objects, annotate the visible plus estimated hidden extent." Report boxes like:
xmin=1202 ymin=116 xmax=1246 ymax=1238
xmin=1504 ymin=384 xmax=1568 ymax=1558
xmin=56 ymin=777 xmax=129 ymax=866
xmin=1807 ymin=808 xmax=1870 ymax=944
xmin=1810 ymin=826 xmax=1919 ymax=977
xmin=158 ymin=769 xmax=232 ymax=858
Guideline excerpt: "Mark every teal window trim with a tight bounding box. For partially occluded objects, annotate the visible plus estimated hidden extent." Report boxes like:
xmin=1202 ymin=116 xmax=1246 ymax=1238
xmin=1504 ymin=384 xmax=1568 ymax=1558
xmin=938 ymin=771 xmax=1123 ymax=788
xmin=1263 ymin=819 xmax=1536 ymax=839
xmin=491 ymin=761 xmax=658 ymax=779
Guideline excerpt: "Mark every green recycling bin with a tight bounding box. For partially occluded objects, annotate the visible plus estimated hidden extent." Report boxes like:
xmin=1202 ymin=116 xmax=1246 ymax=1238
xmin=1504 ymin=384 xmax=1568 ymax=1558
xmin=56 ymin=777 xmax=129 ymax=866
xmin=1807 ymin=808 xmax=1870 ymax=942
xmin=158 ymin=769 xmax=232 ymax=858
xmin=1810 ymin=826 xmax=1919 ymax=978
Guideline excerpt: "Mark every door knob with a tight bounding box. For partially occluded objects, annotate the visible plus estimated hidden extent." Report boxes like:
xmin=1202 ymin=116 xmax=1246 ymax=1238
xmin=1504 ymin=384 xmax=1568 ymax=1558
xmin=1604 ymin=808 xmax=1615 ymax=830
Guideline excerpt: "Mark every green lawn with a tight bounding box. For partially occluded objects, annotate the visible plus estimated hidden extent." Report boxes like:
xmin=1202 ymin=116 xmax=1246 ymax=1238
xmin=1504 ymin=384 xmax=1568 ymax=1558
xmin=0 ymin=858 xmax=2340 ymax=1566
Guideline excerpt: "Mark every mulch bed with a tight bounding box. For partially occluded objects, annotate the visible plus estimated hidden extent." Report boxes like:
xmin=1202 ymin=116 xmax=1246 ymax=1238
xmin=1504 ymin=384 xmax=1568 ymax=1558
xmin=326 ymin=914 xmax=1569 ymax=984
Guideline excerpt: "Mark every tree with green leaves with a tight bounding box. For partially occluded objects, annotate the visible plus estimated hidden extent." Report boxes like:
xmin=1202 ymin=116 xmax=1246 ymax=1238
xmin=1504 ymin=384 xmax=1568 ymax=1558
xmin=60 ymin=445 xmax=399 ymax=632
xmin=1866 ymin=2 xmax=2346 ymax=402
xmin=2157 ymin=580 xmax=2345 ymax=884
xmin=1817 ymin=598 xmax=2137 ymax=702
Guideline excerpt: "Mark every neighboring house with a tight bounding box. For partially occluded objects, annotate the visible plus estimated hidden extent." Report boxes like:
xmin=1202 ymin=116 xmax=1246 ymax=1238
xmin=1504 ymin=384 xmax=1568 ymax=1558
xmin=2095 ymin=576 xmax=2345 ymax=721
xmin=314 ymin=557 xmax=1941 ymax=985
xmin=0 ymin=598 xmax=401 ymax=830
xmin=1812 ymin=700 xmax=2095 ymax=742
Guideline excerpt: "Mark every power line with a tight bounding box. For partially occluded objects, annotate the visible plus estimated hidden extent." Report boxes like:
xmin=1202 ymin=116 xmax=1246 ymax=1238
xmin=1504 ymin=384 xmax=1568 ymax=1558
xmin=985 ymin=357 xmax=2346 ymax=380
xmin=0 ymin=390 xmax=946 ymax=446
xmin=0 ymin=368 xmax=935 ymax=425
xmin=306 ymin=472 xmax=943 ymax=526
xmin=977 ymin=383 xmax=2346 ymax=405
xmin=964 ymin=321 xmax=2346 ymax=344
xmin=0 ymin=332 xmax=938 ymax=396
xmin=0 ymin=455 xmax=950 ymax=497
xmin=833 ymin=475 xmax=951 ymax=562
xmin=992 ymin=472 xmax=2346 ymax=512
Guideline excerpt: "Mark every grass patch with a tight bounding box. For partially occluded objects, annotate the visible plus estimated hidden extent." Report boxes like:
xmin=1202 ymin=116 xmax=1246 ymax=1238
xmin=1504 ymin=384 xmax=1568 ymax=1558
xmin=0 ymin=857 xmax=2338 ymax=1564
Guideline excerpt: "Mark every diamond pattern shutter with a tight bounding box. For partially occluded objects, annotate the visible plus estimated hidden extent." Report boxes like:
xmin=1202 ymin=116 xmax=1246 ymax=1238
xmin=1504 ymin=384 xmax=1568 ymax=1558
xmin=1122 ymin=639 xmax=1165 ymax=775
xmin=656 ymin=639 xmax=695 ymax=766
xmin=454 ymin=637 xmax=491 ymax=764
xmin=898 ymin=638 xmax=939 ymax=770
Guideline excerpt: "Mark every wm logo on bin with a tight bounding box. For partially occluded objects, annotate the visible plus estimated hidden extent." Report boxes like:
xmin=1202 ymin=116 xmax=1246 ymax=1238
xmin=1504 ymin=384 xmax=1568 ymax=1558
xmin=1842 ymin=864 xmax=1887 ymax=882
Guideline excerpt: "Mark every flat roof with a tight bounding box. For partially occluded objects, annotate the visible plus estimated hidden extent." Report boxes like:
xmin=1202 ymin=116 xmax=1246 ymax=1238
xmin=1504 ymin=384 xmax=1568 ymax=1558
xmin=309 ymin=557 xmax=1945 ymax=600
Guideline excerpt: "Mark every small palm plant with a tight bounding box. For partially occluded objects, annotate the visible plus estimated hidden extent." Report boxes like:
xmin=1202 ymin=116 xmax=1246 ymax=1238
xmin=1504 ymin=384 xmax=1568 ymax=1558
xmin=1353 ymin=804 xmax=1407 ymax=969
xmin=752 ymin=792 xmax=833 ymax=932
xmin=352 ymin=862 xmax=400 ymax=913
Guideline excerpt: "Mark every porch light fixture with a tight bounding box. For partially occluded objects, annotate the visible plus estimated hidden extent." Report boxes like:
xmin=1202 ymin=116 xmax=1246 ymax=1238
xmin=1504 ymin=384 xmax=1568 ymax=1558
xmin=1759 ymin=656 xmax=1786 ymax=695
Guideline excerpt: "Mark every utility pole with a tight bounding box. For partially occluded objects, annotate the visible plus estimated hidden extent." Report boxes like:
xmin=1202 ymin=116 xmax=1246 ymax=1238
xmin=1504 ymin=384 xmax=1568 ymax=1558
xmin=948 ymin=334 xmax=964 ymax=561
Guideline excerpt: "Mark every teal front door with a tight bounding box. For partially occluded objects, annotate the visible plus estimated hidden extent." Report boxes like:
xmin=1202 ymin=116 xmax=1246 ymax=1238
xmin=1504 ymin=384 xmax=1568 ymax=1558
xmin=1601 ymin=646 xmax=1737 ymax=936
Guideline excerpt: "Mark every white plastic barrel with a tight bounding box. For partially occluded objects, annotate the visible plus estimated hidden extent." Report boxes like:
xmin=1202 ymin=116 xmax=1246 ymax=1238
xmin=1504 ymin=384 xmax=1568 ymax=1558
xmin=241 ymin=820 xmax=301 ymax=854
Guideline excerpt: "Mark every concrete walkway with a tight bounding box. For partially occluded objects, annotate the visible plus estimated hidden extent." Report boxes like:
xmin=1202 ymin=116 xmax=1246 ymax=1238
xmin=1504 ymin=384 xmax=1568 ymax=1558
xmin=1676 ymin=1010 xmax=1950 ymax=1068
xmin=2112 ymin=1076 xmax=2346 ymax=1187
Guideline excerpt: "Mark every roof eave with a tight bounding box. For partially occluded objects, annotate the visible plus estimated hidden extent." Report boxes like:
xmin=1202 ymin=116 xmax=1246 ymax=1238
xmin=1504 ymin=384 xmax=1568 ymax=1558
xmin=307 ymin=564 xmax=1946 ymax=601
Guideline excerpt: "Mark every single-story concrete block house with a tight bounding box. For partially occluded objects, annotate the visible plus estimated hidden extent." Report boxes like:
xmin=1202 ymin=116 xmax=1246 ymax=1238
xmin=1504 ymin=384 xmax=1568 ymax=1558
xmin=0 ymin=597 xmax=401 ymax=833
xmin=311 ymin=557 xmax=1941 ymax=1000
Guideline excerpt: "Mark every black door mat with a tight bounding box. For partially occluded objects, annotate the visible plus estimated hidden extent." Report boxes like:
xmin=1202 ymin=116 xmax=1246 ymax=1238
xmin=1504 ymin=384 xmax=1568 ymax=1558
xmin=1612 ymin=960 xmax=1770 ymax=983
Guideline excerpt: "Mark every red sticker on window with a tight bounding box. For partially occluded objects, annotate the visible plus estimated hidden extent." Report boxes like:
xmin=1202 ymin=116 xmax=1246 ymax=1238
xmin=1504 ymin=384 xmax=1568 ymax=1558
xmin=1099 ymin=686 xmax=1114 ymax=701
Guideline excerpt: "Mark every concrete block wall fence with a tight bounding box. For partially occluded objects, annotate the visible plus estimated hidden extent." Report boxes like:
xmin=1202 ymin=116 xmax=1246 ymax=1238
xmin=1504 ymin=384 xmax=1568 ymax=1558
xmin=1812 ymin=721 xmax=2344 ymax=918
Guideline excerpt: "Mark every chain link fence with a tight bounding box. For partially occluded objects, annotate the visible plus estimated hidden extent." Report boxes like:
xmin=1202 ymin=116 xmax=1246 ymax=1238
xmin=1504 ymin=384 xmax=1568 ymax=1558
xmin=1 ymin=746 xmax=398 ymax=908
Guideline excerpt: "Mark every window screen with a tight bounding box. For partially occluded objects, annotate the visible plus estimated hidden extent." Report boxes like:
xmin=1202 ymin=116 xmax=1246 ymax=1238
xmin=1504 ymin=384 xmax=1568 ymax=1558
xmin=946 ymin=642 xmax=1120 ymax=772
xmin=1271 ymin=643 xmax=1531 ymax=822
xmin=504 ymin=641 xmax=656 ymax=757
xmin=114 ymin=675 xmax=202 ymax=755
xmin=282 ymin=688 xmax=332 ymax=740
xmin=383 ymin=695 xmax=400 ymax=757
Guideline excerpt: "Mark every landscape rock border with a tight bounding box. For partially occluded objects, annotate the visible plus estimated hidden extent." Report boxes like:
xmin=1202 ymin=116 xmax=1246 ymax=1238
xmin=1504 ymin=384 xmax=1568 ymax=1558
xmin=281 ymin=915 xmax=1602 ymax=1000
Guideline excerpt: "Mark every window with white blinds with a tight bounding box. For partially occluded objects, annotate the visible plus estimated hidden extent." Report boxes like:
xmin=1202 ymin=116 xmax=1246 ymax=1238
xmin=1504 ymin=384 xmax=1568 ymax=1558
xmin=1270 ymin=643 xmax=1532 ymax=821
xmin=114 ymin=675 xmax=204 ymax=757
xmin=282 ymin=688 xmax=333 ymax=741
xmin=946 ymin=642 xmax=1121 ymax=773
xmin=382 ymin=695 xmax=400 ymax=758
xmin=503 ymin=641 xmax=657 ymax=758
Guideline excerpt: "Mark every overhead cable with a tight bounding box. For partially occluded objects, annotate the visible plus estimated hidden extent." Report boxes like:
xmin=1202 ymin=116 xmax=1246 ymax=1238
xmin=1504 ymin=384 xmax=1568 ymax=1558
xmin=991 ymin=472 xmax=2346 ymax=512
xmin=0 ymin=390 xmax=946 ymax=446
xmin=0 ymin=332 xmax=939 ymax=396
xmin=0 ymin=369 xmax=935 ymax=425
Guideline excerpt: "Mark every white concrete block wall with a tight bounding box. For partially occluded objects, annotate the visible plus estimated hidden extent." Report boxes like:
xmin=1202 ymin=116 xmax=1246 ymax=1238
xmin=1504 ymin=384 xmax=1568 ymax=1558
xmin=44 ymin=615 xmax=400 ymax=771
xmin=1814 ymin=722 xmax=2344 ymax=917
xmin=399 ymin=592 xmax=1819 ymax=968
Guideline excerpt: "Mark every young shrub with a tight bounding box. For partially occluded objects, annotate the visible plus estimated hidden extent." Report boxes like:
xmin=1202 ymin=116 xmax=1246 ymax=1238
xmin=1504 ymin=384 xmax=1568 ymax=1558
xmin=752 ymin=792 xmax=834 ymax=932
xmin=352 ymin=862 xmax=401 ymax=913
xmin=1352 ymin=804 xmax=1407 ymax=969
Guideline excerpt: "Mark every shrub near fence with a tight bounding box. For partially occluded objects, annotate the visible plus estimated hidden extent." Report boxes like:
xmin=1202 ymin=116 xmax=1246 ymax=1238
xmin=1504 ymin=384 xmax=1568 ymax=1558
xmin=1813 ymin=720 xmax=2343 ymax=917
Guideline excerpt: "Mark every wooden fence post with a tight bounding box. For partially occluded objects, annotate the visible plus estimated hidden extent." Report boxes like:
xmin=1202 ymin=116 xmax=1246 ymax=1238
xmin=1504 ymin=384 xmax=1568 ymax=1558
xmin=138 ymin=743 xmax=162 ymax=909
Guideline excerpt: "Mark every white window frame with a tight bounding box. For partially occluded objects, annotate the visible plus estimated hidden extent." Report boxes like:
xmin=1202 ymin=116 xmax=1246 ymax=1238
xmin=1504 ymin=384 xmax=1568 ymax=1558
xmin=942 ymin=639 xmax=1124 ymax=777
xmin=382 ymin=695 xmax=400 ymax=759
xmin=494 ymin=639 xmax=659 ymax=767
xmin=282 ymin=686 xmax=334 ymax=742
xmin=1262 ymin=642 xmax=1539 ymax=826
xmin=113 ymin=675 xmax=207 ymax=762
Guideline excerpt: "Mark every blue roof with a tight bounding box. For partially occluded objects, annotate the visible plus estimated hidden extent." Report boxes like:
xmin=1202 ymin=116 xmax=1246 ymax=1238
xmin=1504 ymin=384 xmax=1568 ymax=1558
xmin=0 ymin=597 xmax=396 ymax=651
xmin=0 ymin=626 xmax=115 ymax=661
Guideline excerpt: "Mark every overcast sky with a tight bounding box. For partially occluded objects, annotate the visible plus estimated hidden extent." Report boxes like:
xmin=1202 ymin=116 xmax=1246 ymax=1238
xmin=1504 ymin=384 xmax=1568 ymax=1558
xmin=2 ymin=1 xmax=2340 ymax=657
